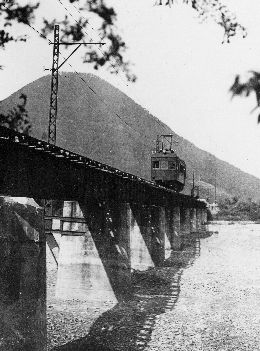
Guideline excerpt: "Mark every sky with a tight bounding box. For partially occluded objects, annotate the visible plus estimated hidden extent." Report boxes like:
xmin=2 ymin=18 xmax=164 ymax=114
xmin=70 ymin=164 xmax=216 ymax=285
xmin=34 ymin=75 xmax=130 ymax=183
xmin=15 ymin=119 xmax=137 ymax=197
xmin=1 ymin=0 xmax=260 ymax=178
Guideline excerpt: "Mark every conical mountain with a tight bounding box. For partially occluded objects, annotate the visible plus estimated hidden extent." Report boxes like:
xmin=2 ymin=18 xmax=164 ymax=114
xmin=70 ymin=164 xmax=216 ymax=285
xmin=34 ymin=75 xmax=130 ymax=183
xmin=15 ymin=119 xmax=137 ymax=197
xmin=1 ymin=72 xmax=260 ymax=200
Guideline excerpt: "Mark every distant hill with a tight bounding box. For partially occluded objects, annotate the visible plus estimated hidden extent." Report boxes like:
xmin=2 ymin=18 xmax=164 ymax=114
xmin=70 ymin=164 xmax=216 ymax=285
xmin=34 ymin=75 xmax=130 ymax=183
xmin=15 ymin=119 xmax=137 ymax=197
xmin=1 ymin=72 xmax=260 ymax=201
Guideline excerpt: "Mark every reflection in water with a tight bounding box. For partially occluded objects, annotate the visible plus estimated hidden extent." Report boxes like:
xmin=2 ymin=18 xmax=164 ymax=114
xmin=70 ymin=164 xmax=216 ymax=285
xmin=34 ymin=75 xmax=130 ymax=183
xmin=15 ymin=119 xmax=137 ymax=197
xmin=49 ymin=236 xmax=202 ymax=351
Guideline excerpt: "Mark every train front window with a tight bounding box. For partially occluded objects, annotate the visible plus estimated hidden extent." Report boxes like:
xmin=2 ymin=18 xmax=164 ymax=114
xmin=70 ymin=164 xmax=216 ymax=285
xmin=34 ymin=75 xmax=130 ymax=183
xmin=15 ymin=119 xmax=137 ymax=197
xmin=152 ymin=161 xmax=159 ymax=169
xmin=160 ymin=160 xmax=168 ymax=169
xmin=168 ymin=161 xmax=176 ymax=170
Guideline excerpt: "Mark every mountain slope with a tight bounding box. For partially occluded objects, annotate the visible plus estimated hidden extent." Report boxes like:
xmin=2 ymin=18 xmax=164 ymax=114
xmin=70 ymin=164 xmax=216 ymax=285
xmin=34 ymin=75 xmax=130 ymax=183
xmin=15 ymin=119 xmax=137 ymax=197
xmin=1 ymin=72 xmax=260 ymax=201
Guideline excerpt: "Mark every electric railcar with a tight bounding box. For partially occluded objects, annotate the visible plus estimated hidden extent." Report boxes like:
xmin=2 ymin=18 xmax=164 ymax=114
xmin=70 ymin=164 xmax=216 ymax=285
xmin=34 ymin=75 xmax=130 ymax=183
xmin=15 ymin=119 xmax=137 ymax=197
xmin=151 ymin=134 xmax=186 ymax=192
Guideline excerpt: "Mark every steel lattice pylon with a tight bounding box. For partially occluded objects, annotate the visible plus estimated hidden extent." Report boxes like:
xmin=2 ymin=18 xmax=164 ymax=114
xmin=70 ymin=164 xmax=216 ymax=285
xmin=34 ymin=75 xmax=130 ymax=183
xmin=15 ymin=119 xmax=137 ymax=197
xmin=48 ymin=25 xmax=60 ymax=145
xmin=45 ymin=25 xmax=59 ymax=253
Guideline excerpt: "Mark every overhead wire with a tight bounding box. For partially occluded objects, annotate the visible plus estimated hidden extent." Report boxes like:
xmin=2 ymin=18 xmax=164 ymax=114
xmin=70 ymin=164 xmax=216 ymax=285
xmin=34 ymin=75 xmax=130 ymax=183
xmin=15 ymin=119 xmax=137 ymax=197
xmin=56 ymin=0 xmax=170 ymax=135
xmin=3 ymin=1 xmax=169 ymax=165
xmin=3 ymin=1 xmax=172 ymax=140
xmin=18 ymin=19 xmax=148 ymax=145
xmin=7 ymin=18 xmax=117 ymax=146
xmin=57 ymin=0 xmax=131 ymax=81
xmin=58 ymin=60 xmax=156 ymax=150
xmin=19 ymin=18 xmax=153 ymax=162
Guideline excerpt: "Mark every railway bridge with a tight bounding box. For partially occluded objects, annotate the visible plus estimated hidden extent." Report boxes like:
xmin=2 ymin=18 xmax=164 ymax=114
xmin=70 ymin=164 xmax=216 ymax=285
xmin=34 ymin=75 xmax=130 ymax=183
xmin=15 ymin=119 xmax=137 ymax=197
xmin=0 ymin=126 xmax=207 ymax=349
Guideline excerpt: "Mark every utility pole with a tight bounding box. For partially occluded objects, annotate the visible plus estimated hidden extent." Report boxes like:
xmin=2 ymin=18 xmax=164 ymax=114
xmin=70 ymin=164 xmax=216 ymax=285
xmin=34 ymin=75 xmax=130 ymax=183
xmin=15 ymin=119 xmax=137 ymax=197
xmin=48 ymin=25 xmax=60 ymax=144
xmin=48 ymin=24 xmax=105 ymax=145
xmin=197 ymin=174 xmax=200 ymax=199
xmin=214 ymin=165 xmax=217 ymax=203
xmin=191 ymin=171 xmax=195 ymax=197
xmin=45 ymin=26 xmax=105 ymax=261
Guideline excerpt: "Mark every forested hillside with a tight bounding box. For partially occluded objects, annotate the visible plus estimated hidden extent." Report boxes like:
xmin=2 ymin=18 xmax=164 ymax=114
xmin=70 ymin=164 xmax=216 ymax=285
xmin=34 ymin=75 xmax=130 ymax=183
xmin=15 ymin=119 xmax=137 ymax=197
xmin=1 ymin=72 xmax=260 ymax=201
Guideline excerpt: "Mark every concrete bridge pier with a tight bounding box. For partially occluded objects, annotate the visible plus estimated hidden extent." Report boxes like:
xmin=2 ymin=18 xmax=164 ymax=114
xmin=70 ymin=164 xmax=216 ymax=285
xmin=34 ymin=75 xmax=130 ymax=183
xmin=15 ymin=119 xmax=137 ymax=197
xmin=128 ymin=204 xmax=167 ymax=270
xmin=201 ymin=208 xmax=208 ymax=235
xmin=129 ymin=204 xmax=154 ymax=271
xmin=196 ymin=207 xmax=207 ymax=235
xmin=196 ymin=207 xmax=202 ymax=232
xmin=202 ymin=208 xmax=208 ymax=225
xmin=0 ymin=197 xmax=46 ymax=351
xmin=55 ymin=200 xmax=131 ymax=302
xmin=190 ymin=207 xmax=197 ymax=242
xmin=180 ymin=207 xmax=191 ymax=246
xmin=165 ymin=208 xmax=173 ymax=259
xmin=171 ymin=206 xmax=182 ymax=250
xmin=55 ymin=201 xmax=206 ymax=303
xmin=130 ymin=203 xmax=167 ymax=271
xmin=150 ymin=206 xmax=165 ymax=266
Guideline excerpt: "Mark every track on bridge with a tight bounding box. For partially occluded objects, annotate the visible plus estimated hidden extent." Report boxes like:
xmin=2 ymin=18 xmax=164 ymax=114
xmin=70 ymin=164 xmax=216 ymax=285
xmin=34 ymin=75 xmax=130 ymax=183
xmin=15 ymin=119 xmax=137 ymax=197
xmin=0 ymin=126 xmax=205 ymax=209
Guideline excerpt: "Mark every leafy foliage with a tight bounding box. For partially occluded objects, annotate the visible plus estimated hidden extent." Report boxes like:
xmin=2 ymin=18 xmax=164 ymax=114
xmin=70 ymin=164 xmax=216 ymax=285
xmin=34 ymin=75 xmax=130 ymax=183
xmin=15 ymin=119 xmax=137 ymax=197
xmin=230 ymin=71 xmax=260 ymax=123
xmin=0 ymin=1 xmax=39 ymax=46
xmin=0 ymin=93 xmax=31 ymax=134
xmin=156 ymin=0 xmax=246 ymax=43
xmin=0 ymin=0 xmax=246 ymax=81
xmin=2 ymin=73 xmax=260 ymax=201
xmin=218 ymin=196 xmax=260 ymax=221
xmin=0 ymin=0 xmax=136 ymax=81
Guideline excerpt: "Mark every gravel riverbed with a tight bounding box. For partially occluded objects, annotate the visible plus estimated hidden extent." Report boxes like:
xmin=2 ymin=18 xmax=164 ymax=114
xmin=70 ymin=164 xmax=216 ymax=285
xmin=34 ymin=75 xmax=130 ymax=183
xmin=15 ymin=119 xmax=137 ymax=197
xmin=145 ymin=223 xmax=260 ymax=351
xmin=47 ymin=223 xmax=260 ymax=351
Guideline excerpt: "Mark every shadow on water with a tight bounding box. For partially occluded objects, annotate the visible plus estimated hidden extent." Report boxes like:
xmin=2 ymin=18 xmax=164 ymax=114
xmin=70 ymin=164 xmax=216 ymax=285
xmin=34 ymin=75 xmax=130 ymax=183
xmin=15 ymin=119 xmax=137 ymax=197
xmin=50 ymin=236 xmax=203 ymax=351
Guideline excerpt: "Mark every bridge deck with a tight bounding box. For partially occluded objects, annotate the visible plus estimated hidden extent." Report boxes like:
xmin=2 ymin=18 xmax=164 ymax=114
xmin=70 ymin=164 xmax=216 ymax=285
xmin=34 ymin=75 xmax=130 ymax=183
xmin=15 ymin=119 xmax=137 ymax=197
xmin=0 ymin=127 xmax=204 ymax=208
